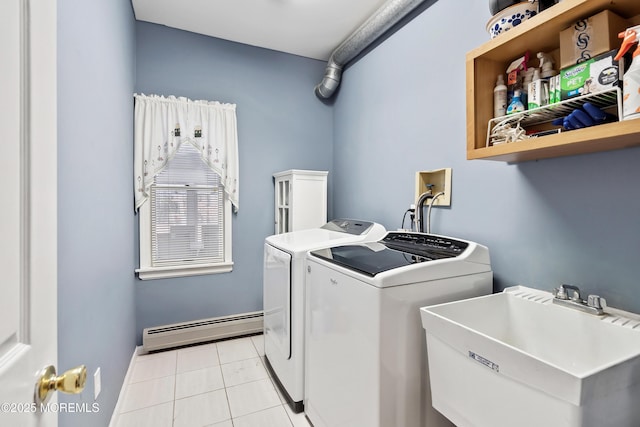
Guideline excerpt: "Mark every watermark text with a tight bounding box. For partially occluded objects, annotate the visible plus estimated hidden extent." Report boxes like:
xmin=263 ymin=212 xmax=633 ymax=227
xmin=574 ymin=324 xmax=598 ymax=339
xmin=1 ymin=402 xmax=100 ymax=413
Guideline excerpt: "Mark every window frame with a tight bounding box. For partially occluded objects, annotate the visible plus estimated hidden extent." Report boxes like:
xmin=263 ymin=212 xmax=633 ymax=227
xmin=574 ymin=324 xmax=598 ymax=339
xmin=136 ymin=164 xmax=233 ymax=281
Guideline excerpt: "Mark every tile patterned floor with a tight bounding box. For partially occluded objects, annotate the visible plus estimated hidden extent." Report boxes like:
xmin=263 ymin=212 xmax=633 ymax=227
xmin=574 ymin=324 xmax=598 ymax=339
xmin=112 ymin=335 xmax=312 ymax=427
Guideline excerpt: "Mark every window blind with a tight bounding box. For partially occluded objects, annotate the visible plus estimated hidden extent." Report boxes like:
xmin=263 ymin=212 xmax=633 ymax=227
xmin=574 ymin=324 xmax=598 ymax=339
xmin=150 ymin=143 xmax=224 ymax=266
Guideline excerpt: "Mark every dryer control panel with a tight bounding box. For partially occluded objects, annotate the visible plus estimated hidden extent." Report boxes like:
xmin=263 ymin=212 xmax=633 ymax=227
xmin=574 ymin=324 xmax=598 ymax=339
xmin=321 ymin=219 xmax=374 ymax=235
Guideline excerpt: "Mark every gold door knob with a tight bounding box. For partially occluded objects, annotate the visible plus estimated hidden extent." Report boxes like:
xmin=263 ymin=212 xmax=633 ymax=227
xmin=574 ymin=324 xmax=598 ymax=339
xmin=34 ymin=365 xmax=87 ymax=404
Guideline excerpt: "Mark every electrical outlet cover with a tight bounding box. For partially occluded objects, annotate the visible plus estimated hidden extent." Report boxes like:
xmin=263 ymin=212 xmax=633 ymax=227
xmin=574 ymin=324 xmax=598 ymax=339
xmin=94 ymin=367 xmax=101 ymax=400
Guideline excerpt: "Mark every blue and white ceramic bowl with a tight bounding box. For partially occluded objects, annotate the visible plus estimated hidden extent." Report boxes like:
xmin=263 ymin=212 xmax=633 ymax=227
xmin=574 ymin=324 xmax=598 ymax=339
xmin=486 ymin=1 xmax=538 ymax=39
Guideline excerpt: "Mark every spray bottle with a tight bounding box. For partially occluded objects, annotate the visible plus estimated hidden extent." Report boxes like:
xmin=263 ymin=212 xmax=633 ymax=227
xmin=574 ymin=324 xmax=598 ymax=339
xmin=505 ymin=52 xmax=530 ymax=107
xmin=537 ymin=51 xmax=558 ymax=104
xmin=615 ymin=25 xmax=640 ymax=120
xmin=537 ymin=52 xmax=557 ymax=79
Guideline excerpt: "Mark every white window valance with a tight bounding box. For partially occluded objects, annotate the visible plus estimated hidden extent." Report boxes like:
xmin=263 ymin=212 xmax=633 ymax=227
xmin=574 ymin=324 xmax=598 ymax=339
xmin=134 ymin=93 xmax=239 ymax=212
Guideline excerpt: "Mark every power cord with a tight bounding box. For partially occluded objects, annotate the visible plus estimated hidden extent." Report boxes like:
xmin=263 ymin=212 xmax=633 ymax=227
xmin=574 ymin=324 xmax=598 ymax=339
xmin=401 ymin=208 xmax=415 ymax=231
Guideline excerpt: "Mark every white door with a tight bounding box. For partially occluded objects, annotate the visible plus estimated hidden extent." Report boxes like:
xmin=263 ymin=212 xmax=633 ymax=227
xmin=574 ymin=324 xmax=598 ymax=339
xmin=0 ymin=0 xmax=58 ymax=425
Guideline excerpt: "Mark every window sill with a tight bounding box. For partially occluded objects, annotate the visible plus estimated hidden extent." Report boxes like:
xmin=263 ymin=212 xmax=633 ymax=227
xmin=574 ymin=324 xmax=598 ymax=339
xmin=136 ymin=262 xmax=233 ymax=280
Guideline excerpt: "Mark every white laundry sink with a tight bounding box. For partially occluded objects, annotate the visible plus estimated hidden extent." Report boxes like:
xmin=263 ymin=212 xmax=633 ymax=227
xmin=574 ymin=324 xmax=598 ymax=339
xmin=420 ymin=286 xmax=640 ymax=427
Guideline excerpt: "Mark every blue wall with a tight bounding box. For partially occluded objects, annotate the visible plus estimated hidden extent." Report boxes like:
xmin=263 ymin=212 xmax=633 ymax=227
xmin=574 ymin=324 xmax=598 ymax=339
xmin=332 ymin=0 xmax=640 ymax=312
xmin=134 ymin=22 xmax=333 ymax=340
xmin=57 ymin=0 xmax=137 ymax=425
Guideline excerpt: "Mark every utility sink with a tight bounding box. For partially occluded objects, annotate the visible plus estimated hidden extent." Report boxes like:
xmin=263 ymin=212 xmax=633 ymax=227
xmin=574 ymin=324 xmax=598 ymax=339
xmin=420 ymin=286 xmax=640 ymax=427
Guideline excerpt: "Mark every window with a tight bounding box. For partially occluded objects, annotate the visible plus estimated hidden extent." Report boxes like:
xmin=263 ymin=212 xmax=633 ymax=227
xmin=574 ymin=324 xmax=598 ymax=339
xmin=133 ymin=94 xmax=238 ymax=279
xmin=137 ymin=142 xmax=233 ymax=279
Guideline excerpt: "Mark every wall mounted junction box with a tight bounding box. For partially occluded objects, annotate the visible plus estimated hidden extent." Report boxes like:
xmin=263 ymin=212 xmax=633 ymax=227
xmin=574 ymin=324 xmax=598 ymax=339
xmin=415 ymin=168 xmax=452 ymax=207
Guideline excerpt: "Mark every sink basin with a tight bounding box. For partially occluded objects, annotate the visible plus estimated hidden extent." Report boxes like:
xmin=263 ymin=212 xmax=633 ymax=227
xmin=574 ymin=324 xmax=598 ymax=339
xmin=420 ymin=286 xmax=640 ymax=427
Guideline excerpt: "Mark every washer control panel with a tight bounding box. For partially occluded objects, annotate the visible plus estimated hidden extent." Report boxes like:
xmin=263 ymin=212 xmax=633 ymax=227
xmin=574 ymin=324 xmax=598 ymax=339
xmin=382 ymin=232 xmax=469 ymax=257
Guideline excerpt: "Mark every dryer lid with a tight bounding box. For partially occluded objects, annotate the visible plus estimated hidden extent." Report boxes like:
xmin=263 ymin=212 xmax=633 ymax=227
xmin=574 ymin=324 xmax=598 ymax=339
xmin=320 ymin=219 xmax=375 ymax=235
xmin=265 ymin=219 xmax=385 ymax=253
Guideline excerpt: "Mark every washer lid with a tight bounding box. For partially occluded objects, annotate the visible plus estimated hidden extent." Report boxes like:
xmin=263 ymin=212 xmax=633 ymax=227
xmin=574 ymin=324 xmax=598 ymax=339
xmin=310 ymin=243 xmax=452 ymax=277
xmin=309 ymin=232 xmax=470 ymax=277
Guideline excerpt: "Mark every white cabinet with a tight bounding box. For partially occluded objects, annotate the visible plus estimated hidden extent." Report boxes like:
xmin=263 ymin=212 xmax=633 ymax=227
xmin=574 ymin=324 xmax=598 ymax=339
xmin=273 ymin=170 xmax=328 ymax=234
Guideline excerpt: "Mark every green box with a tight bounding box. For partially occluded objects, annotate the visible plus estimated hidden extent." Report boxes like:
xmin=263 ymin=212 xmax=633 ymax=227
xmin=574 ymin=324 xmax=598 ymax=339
xmin=560 ymin=50 xmax=620 ymax=101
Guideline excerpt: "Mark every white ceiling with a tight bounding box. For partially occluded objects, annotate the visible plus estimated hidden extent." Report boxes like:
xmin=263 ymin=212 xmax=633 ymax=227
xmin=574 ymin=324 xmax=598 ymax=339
xmin=131 ymin=0 xmax=389 ymax=61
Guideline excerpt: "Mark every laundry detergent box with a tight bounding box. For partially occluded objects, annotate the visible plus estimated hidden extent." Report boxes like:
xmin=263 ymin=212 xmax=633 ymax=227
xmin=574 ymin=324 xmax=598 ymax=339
xmin=560 ymin=50 xmax=622 ymax=101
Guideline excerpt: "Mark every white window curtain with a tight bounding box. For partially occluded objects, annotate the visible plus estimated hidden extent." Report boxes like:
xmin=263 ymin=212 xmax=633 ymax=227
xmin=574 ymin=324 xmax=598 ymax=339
xmin=134 ymin=93 xmax=239 ymax=212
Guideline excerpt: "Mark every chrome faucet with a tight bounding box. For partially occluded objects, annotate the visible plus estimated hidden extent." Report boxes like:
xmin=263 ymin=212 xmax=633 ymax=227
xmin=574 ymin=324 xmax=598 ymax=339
xmin=554 ymin=284 xmax=582 ymax=301
xmin=552 ymin=284 xmax=605 ymax=315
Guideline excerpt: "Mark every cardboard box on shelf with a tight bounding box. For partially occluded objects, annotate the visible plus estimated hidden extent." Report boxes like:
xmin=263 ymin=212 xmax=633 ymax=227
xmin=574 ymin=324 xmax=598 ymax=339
xmin=559 ymin=50 xmax=621 ymax=101
xmin=559 ymin=10 xmax=629 ymax=69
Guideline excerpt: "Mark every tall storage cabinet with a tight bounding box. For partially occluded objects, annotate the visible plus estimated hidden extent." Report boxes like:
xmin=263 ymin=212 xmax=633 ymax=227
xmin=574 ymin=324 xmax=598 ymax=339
xmin=273 ymin=170 xmax=328 ymax=234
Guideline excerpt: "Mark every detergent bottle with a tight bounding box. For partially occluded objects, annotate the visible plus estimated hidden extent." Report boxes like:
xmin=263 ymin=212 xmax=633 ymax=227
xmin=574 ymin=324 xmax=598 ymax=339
xmin=493 ymin=75 xmax=508 ymax=117
xmin=507 ymin=90 xmax=525 ymax=115
xmin=615 ymin=25 xmax=640 ymax=120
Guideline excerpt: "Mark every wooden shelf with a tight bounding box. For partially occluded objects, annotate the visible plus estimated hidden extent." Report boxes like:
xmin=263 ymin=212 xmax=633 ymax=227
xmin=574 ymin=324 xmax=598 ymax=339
xmin=468 ymin=120 xmax=640 ymax=162
xmin=467 ymin=0 xmax=640 ymax=162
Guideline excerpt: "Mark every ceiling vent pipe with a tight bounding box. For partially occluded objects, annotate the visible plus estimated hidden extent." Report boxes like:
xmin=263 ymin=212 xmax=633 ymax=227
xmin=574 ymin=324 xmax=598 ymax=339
xmin=314 ymin=0 xmax=428 ymax=100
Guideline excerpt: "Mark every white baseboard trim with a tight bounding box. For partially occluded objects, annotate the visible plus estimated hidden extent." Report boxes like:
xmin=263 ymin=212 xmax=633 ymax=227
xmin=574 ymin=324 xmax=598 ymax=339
xmin=108 ymin=346 xmax=142 ymax=427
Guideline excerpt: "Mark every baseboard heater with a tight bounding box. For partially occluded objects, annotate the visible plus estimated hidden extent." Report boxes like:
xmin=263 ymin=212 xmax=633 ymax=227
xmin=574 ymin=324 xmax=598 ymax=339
xmin=142 ymin=311 xmax=263 ymax=353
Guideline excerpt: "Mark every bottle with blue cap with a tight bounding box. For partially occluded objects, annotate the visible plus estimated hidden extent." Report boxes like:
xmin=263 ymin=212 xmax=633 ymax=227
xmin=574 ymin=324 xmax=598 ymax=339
xmin=506 ymin=90 xmax=525 ymax=115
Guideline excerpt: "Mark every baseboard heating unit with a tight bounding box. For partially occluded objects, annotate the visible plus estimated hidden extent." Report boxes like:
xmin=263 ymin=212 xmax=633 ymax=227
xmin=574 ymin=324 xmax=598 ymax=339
xmin=142 ymin=311 xmax=263 ymax=353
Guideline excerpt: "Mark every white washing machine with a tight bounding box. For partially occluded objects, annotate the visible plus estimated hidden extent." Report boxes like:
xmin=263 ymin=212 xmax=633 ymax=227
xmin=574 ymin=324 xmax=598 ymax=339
xmin=304 ymin=232 xmax=493 ymax=427
xmin=263 ymin=219 xmax=386 ymax=412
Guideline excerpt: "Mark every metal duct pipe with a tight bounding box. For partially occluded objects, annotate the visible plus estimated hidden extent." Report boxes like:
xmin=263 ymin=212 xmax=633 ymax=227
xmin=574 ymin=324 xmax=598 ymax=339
xmin=315 ymin=0 xmax=428 ymax=99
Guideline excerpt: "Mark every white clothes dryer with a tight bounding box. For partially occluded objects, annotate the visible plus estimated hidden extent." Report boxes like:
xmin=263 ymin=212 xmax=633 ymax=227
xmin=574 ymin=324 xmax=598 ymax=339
xmin=263 ymin=219 xmax=386 ymax=412
xmin=304 ymin=232 xmax=493 ymax=427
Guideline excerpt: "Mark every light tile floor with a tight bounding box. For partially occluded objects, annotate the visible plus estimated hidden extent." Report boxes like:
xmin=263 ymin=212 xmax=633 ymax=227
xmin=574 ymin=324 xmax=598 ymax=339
xmin=113 ymin=334 xmax=312 ymax=427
